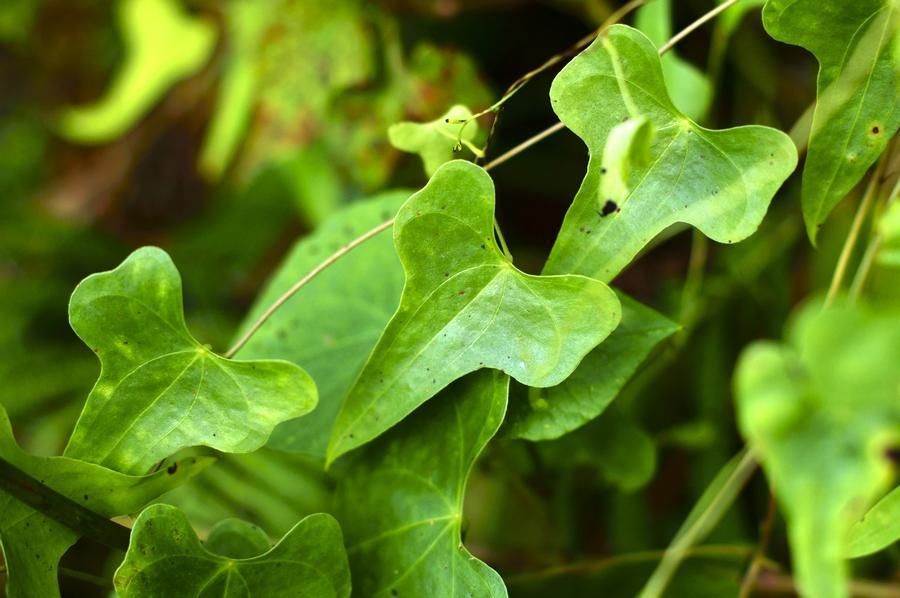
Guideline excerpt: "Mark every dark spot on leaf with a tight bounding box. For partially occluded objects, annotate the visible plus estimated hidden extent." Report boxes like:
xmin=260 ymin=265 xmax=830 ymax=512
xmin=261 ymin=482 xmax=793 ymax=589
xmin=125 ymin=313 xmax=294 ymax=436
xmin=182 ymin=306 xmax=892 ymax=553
xmin=391 ymin=590 xmax=398 ymax=597
xmin=885 ymin=447 xmax=900 ymax=462
xmin=872 ymin=126 xmax=880 ymax=134
xmin=600 ymin=200 xmax=617 ymax=217
xmin=432 ymin=379 xmax=436 ymax=384
xmin=480 ymin=243 xmax=486 ymax=250
xmin=601 ymin=167 xmax=607 ymax=174
xmin=443 ymin=272 xmax=449 ymax=277
xmin=83 ymin=494 xmax=89 ymax=501
xmin=167 ymin=463 xmax=178 ymax=475
xmin=458 ymin=290 xmax=465 ymax=295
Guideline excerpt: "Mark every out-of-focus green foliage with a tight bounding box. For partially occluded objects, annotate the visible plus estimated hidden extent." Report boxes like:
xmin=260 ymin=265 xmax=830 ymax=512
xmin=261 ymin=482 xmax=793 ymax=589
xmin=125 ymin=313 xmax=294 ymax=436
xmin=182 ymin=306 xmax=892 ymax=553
xmin=736 ymin=301 xmax=900 ymax=598
xmin=2 ymin=1 xmax=899 ymax=596
xmin=59 ymin=0 xmax=216 ymax=143
xmin=389 ymin=104 xmax=483 ymax=175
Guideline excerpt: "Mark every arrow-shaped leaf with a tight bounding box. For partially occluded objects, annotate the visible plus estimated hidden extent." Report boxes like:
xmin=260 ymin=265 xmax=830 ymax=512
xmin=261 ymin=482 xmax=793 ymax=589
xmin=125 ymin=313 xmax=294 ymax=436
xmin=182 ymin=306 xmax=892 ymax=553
xmin=64 ymin=247 xmax=317 ymax=475
xmin=763 ymin=0 xmax=899 ymax=242
xmin=114 ymin=505 xmax=350 ymax=597
xmin=0 ymin=407 xmax=210 ymax=598
xmin=543 ymin=24 xmax=797 ymax=282
xmin=735 ymin=301 xmax=900 ymax=598
xmin=335 ymin=370 xmax=508 ymax=597
xmin=389 ymin=105 xmax=483 ymax=176
xmin=327 ymin=160 xmax=620 ymax=463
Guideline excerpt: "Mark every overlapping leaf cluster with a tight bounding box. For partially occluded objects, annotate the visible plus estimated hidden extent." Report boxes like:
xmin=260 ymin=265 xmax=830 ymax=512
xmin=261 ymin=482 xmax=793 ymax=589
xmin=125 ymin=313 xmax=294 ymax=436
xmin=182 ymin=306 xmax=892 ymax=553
xmin=3 ymin=1 xmax=900 ymax=597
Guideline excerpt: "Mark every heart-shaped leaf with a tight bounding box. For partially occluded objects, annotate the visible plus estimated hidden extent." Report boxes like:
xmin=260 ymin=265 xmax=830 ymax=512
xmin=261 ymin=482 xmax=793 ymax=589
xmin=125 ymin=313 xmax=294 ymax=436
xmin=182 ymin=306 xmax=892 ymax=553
xmin=763 ymin=0 xmax=899 ymax=242
xmin=335 ymin=370 xmax=508 ymax=597
xmin=543 ymin=24 xmax=797 ymax=282
xmin=389 ymin=105 xmax=482 ymax=175
xmin=0 ymin=407 xmax=210 ymax=598
xmin=64 ymin=247 xmax=317 ymax=474
xmin=735 ymin=301 xmax=900 ymax=598
xmin=327 ymin=160 xmax=620 ymax=463
xmin=114 ymin=505 xmax=350 ymax=597
xmin=235 ymin=191 xmax=408 ymax=458
xmin=505 ymin=294 xmax=679 ymax=440
xmin=59 ymin=0 xmax=217 ymax=143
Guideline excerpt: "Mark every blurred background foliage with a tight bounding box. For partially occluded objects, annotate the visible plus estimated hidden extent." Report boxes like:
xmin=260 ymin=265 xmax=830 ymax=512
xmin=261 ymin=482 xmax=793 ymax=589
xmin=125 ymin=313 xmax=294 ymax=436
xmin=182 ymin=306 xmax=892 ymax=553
xmin=1 ymin=0 xmax=898 ymax=595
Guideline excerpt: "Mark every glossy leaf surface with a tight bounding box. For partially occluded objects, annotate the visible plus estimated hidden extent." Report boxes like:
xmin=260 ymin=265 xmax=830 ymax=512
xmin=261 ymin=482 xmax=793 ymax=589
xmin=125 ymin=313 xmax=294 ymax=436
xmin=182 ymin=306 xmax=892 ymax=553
xmin=763 ymin=0 xmax=899 ymax=241
xmin=114 ymin=505 xmax=350 ymax=597
xmin=0 ymin=407 xmax=209 ymax=598
xmin=544 ymin=25 xmax=797 ymax=282
xmin=736 ymin=302 xmax=900 ymax=598
xmin=235 ymin=192 xmax=408 ymax=458
xmin=335 ymin=370 xmax=508 ymax=597
xmin=64 ymin=247 xmax=316 ymax=474
xmin=506 ymin=294 xmax=678 ymax=440
xmin=328 ymin=161 xmax=620 ymax=462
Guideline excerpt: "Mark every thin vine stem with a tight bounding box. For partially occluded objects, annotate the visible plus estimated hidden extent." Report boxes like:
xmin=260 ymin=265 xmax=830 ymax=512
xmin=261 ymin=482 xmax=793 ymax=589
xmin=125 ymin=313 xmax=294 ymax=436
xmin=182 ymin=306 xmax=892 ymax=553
xmin=457 ymin=0 xmax=653 ymax=133
xmin=638 ymin=447 xmax=759 ymax=598
xmin=225 ymin=218 xmax=395 ymax=358
xmin=658 ymin=0 xmax=740 ymax=55
xmin=825 ymin=151 xmax=891 ymax=308
xmin=224 ymin=0 xmax=746 ymax=358
xmin=849 ymin=178 xmax=900 ymax=301
xmin=738 ymin=492 xmax=779 ymax=598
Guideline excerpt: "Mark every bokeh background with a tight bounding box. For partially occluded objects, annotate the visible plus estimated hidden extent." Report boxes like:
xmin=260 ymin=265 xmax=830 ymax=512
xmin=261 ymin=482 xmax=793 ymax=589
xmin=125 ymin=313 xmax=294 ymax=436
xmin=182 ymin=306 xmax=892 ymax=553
xmin=2 ymin=0 xmax=898 ymax=595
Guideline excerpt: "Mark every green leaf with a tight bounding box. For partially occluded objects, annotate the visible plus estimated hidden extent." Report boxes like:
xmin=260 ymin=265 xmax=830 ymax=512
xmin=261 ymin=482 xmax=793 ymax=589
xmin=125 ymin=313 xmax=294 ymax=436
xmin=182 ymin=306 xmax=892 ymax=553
xmin=204 ymin=519 xmax=272 ymax=559
xmin=536 ymin=407 xmax=657 ymax=492
xmin=635 ymin=0 xmax=713 ymax=122
xmin=735 ymin=302 xmax=900 ymax=598
xmin=877 ymin=200 xmax=900 ymax=266
xmin=63 ymin=247 xmax=317 ymax=474
xmin=0 ymin=407 xmax=210 ymax=598
xmin=236 ymin=192 xmax=409 ymax=459
xmin=543 ymin=25 xmax=797 ymax=282
xmin=506 ymin=294 xmax=679 ymax=440
xmin=335 ymin=370 xmax=508 ymax=597
xmin=59 ymin=0 xmax=216 ymax=143
xmin=388 ymin=104 xmax=482 ymax=175
xmin=763 ymin=0 xmax=899 ymax=242
xmin=327 ymin=161 xmax=621 ymax=463
xmin=114 ymin=505 xmax=350 ymax=597
xmin=847 ymin=485 xmax=900 ymax=558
